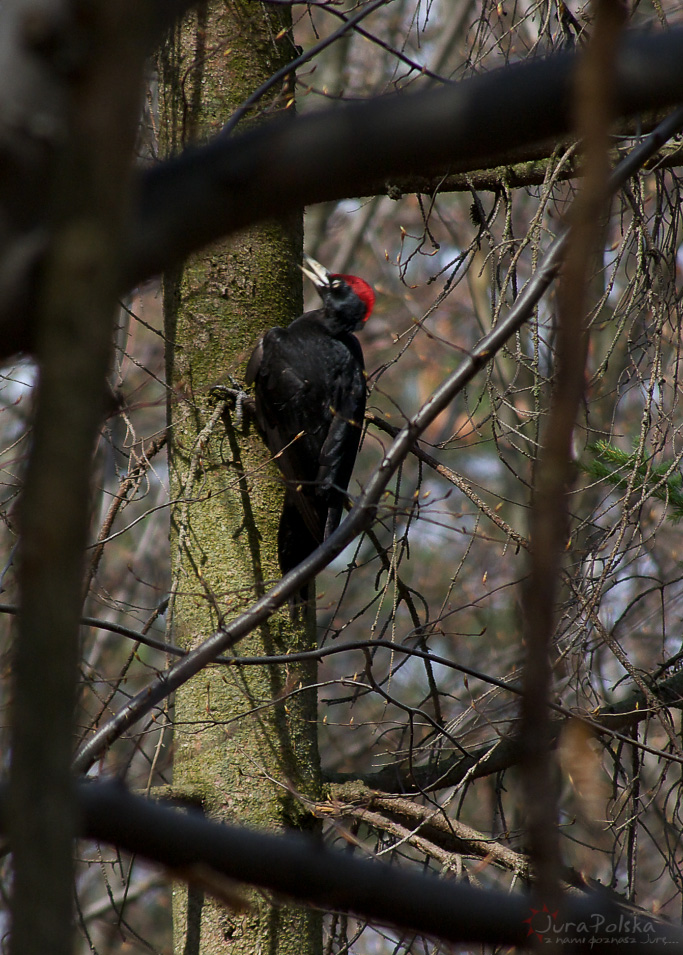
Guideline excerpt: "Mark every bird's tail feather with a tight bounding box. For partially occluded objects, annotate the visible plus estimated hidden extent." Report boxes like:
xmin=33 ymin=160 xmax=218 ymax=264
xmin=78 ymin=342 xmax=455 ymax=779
xmin=278 ymin=494 xmax=323 ymax=619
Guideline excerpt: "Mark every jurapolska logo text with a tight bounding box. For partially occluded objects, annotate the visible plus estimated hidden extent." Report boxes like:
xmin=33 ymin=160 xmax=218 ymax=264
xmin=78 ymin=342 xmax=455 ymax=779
xmin=523 ymin=906 xmax=667 ymax=946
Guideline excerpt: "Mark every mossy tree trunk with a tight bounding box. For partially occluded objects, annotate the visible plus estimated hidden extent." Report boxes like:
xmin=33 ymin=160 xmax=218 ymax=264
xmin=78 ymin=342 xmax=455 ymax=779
xmin=159 ymin=4 xmax=321 ymax=954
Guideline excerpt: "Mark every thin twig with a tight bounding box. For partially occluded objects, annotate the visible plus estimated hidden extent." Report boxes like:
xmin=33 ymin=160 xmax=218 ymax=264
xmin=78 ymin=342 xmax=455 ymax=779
xmin=72 ymin=108 xmax=683 ymax=775
xmin=219 ymin=0 xmax=389 ymax=138
xmin=86 ymin=432 xmax=167 ymax=591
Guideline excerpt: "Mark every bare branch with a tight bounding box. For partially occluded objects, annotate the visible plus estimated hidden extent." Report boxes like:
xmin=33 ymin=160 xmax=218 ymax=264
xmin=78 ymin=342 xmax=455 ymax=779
xmin=72 ymin=106 xmax=683 ymax=775
xmin=5 ymin=3 xmax=152 ymax=954
xmin=86 ymin=431 xmax=167 ymax=591
xmin=126 ymin=28 xmax=683 ymax=289
xmin=2 ymin=29 xmax=683 ymax=363
xmin=219 ymin=0 xmax=389 ymax=137
xmin=13 ymin=782 xmax=679 ymax=952
xmin=520 ymin=0 xmax=627 ymax=904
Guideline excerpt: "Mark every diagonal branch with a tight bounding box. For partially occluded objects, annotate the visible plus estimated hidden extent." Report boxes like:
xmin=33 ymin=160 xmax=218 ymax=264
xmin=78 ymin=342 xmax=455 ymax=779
xmin=72 ymin=106 xmax=683 ymax=775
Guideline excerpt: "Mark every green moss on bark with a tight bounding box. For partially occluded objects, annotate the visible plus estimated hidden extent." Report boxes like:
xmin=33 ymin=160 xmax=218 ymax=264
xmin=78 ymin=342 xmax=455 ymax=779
xmin=160 ymin=5 xmax=321 ymax=953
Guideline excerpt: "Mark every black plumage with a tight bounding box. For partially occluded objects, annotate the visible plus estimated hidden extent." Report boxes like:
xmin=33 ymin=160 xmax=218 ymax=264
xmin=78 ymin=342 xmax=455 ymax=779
xmin=246 ymin=256 xmax=375 ymax=608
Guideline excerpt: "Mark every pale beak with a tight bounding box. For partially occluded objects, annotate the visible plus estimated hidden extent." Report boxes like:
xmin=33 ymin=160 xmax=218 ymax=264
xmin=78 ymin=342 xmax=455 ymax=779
xmin=300 ymin=255 xmax=331 ymax=289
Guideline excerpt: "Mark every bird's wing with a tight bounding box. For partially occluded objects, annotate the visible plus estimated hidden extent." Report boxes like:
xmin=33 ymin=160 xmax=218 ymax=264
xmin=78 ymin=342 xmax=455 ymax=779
xmin=317 ymin=373 xmax=365 ymax=492
xmin=251 ymin=328 xmax=328 ymax=542
xmin=316 ymin=342 xmax=366 ymax=536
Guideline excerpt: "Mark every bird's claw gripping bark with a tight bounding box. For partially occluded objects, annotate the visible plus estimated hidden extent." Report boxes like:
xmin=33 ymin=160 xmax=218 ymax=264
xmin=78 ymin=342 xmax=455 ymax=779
xmin=209 ymin=378 xmax=254 ymax=430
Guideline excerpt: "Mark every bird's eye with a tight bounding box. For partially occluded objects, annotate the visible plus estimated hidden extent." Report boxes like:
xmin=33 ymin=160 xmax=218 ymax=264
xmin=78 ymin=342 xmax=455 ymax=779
xmin=331 ymin=279 xmax=342 ymax=289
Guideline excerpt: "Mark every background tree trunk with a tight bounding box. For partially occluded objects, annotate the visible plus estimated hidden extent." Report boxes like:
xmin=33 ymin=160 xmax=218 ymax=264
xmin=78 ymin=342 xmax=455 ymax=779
xmin=159 ymin=4 xmax=321 ymax=954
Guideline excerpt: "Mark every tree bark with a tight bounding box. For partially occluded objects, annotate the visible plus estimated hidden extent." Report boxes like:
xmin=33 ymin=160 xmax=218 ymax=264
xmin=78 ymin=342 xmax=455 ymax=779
xmin=159 ymin=4 xmax=321 ymax=954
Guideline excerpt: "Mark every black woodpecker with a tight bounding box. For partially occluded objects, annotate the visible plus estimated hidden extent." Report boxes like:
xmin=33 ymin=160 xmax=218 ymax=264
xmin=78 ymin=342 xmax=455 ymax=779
xmin=246 ymin=256 xmax=375 ymax=610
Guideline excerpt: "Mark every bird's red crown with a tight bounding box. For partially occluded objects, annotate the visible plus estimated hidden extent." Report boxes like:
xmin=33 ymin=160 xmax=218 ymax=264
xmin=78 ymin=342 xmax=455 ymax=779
xmin=333 ymin=274 xmax=376 ymax=322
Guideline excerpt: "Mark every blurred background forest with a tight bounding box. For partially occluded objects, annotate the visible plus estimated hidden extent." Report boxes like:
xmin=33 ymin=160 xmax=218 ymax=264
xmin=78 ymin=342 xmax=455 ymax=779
xmin=2 ymin=0 xmax=683 ymax=951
